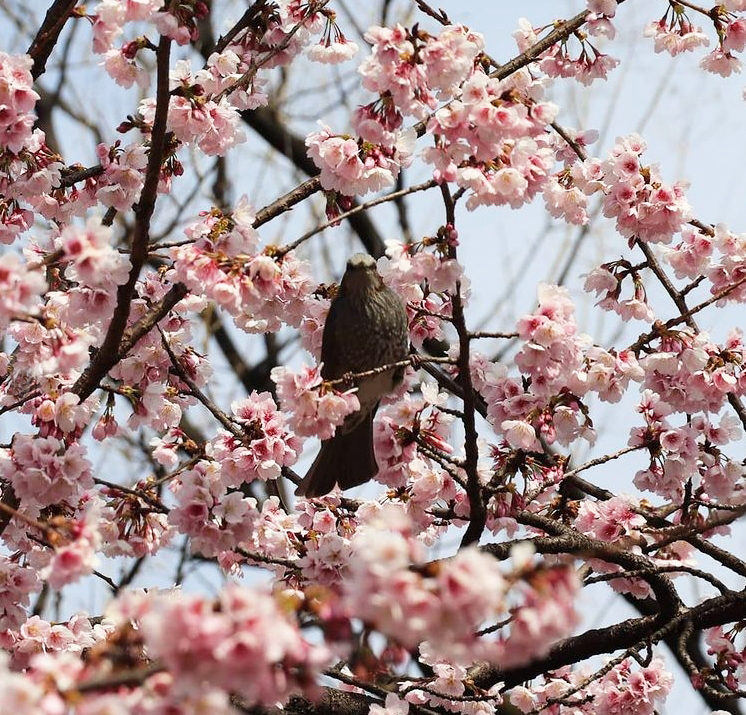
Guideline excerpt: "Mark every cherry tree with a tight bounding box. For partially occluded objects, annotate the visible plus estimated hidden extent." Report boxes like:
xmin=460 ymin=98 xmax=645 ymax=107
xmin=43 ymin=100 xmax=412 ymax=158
xmin=0 ymin=0 xmax=745 ymax=713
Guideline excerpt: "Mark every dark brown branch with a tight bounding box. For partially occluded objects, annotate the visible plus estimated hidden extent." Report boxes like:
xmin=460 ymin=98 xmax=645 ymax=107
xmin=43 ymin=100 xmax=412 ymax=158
xmin=0 ymin=482 xmax=20 ymax=536
xmin=436 ymin=184 xmax=483 ymax=548
xmin=515 ymin=512 xmax=682 ymax=614
xmin=214 ymin=1 xmax=270 ymax=54
xmin=117 ymin=283 xmax=188 ymax=360
xmin=253 ymin=177 xmax=323 ymax=228
xmin=58 ymin=164 xmax=105 ymax=188
xmin=235 ymin=689 xmax=375 ymax=715
xmin=470 ymin=587 xmax=746 ymax=691
xmin=27 ymin=0 xmax=79 ymax=79
xmin=72 ymin=35 xmax=172 ymax=402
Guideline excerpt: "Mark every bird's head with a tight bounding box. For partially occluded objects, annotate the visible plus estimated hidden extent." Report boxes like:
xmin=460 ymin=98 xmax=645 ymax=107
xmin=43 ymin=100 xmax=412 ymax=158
xmin=340 ymin=253 xmax=384 ymax=293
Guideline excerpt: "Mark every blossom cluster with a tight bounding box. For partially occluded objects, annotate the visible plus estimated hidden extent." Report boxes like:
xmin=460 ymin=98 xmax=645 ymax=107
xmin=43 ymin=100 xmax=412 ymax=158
xmin=167 ymin=394 xmax=301 ymax=558
xmin=704 ymin=625 xmax=746 ymax=692
xmin=0 ymin=51 xmax=58 ymax=243
xmin=0 ymin=435 xmax=93 ymax=510
xmin=7 ymin=612 xmax=112 ymax=670
xmin=306 ymin=122 xmax=414 ymax=197
xmin=374 ymin=386 xmax=457 ymax=489
xmin=0 ymin=52 xmax=39 ymax=154
xmin=0 ymin=223 xmax=131 ymax=396
xmin=138 ymin=59 xmax=246 ymax=156
xmin=515 ymin=17 xmax=620 ymax=86
xmin=473 ymin=283 xmax=644 ymax=454
xmin=0 ymin=558 xmax=40 ymax=632
xmin=0 ymin=585 xmax=329 ymax=714
xmin=119 ymin=586 xmax=330 ymax=705
xmin=424 ymin=68 xmax=558 ymax=211
xmin=665 ymin=222 xmax=746 ymax=305
xmin=99 ymin=0 xmax=359 ymax=162
xmin=170 ymin=200 xmax=316 ymax=333
xmin=631 ymin=388 xmax=744 ymax=502
xmin=98 ymin=479 xmax=174 ymax=559
xmin=570 ymin=133 xmax=692 ymax=243
xmin=511 ymin=656 xmax=673 ymax=715
xmin=0 ymin=252 xmax=46 ymax=328
xmin=377 ymin=238 xmax=460 ymax=349
xmin=643 ymin=1 xmax=746 ymax=77
xmin=345 ymin=504 xmax=580 ymax=666
xmin=271 ymin=363 xmax=360 ymax=439
xmin=586 ymin=221 xmax=746 ymax=324
xmin=360 ymin=24 xmax=485 ymax=120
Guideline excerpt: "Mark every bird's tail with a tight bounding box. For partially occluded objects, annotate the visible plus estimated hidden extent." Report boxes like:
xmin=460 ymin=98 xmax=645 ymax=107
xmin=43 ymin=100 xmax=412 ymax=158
xmin=296 ymin=410 xmax=377 ymax=497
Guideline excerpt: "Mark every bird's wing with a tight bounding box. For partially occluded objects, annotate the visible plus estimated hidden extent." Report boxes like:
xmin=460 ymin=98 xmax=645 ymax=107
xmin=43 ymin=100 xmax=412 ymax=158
xmin=319 ymin=297 xmax=344 ymax=379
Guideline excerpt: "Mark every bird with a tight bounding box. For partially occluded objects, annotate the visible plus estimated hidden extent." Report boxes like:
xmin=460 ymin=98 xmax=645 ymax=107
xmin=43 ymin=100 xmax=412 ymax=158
xmin=296 ymin=253 xmax=409 ymax=497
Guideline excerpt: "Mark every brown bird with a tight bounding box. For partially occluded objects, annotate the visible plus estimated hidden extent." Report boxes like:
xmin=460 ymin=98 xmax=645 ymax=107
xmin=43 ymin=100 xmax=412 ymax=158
xmin=296 ymin=253 xmax=409 ymax=497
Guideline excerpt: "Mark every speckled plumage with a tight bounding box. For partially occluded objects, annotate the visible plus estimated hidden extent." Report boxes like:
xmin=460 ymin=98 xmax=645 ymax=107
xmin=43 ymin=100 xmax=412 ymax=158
xmin=296 ymin=254 xmax=409 ymax=497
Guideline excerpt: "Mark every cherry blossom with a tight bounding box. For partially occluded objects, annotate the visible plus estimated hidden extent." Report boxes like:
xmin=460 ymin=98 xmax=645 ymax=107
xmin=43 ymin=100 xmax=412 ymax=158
xmin=0 ymin=52 xmax=39 ymax=153
xmin=359 ymin=24 xmax=484 ymax=120
xmin=271 ymin=363 xmax=360 ymax=439
xmin=112 ymin=585 xmax=330 ymax=705
xmin=0 ymin=252 xmax=46 ymax=326
xmin=306 ymin=122 xmax=414 ymax=196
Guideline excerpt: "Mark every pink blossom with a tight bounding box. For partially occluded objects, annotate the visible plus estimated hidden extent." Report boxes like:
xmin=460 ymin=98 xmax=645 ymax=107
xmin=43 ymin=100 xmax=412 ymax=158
xmin=122 ymin=585 xmax=330 ymax=705
xmin=168 ymin=461 xmax=260 ymax=557
xmin=575 ymin=495 xmax=645 ymax=543
xmin=102 ymin=48 xmax=149 ymax=88
xmin=271 ymin=363 xmax=360 ymax=438
xmin=370 ymin=693 xmax=410 ymax=715
xmin=206 ymin=392 xmax=301 ymax=484
xmin=99 ymin=480 xmax=174 ymax=558
xmin=345 ymin=504 xmax=508 ymax=657
xmin=57 ymin=217 xmax=131 ymax=288
xmin=594 ymin=657 xmax=673 ymax=715
xmin=0 ymin=252 xmax=46 ymax=327
xmin=0 ymin=558 xmax=41 ymax=631
xmin=724 ymin=18 xmax=746 ymax=53
xmin=0 ymin=651 xmax=67 ymax=713
xmin=359 ymin=24 xmax=483 ymax=119
xmin=140 ymin=94 xmax=246 ymax=156
xmin=700 ymin=48 xmax=743 ymax=76
xmin=423 ymin=68 xmax=558 ymax=209
xmin=543 ymin=177 xmax=590 ymax=225
xmin=513 ymin=18 xmax=538 ymax=52
xmin=643 ymin=19 xmax=710 ymax=56
xmin=0 ymin=52 xmax=39 ymax=153
xmin=305 ymin=123 xmax=412 ymax=196
xmin=154 ymin=10 xmax=197 ymax=45
xmin=496 ymin=565 xmax=581 ymax=667
xmin=584 ymin=265 xmax=618 ymax=294
xmin=39 ymin=499 xmax=102 ymax=589
xmin=502 ymin=419 xmax=541 ymax=451
xmin=537 ymin=33 xmax=619 ymax=85
xmin=299 ymin=294 xmax=331 ymax=357
xmin=95 ymin=141 xmax=147 ymax=211
xmin=596 ymin=133 xmax=692 ymax=244
xmin=32 ymin=393 xmax=93 ymax=438
xmin=1 ymin=435 xmax=93 ymax=508
xmin=665 ymin=225 xmax=714 ymax=279
xmin=588 ymin=0 xmax=617 ymax=16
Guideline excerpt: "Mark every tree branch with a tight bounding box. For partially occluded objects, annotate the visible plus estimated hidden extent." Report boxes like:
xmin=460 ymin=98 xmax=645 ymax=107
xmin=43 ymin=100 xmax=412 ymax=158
xmin=27 ymin=0 xmax=79 ymax=79
xmin=72 ymin=34 xmax=172 ymax=402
